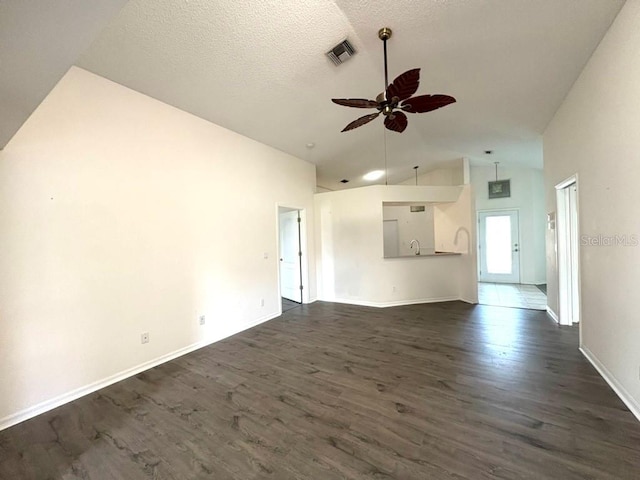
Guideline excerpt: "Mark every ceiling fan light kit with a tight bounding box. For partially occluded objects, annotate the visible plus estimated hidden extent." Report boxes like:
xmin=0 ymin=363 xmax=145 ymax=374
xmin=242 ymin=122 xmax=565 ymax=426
xmin=332 ymin=27 xmax=456 ymax=133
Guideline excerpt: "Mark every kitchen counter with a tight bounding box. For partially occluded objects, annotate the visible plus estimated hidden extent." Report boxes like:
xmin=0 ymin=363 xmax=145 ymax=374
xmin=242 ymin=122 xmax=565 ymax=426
xmin=384 ymin=251 xmax=461 ymax=259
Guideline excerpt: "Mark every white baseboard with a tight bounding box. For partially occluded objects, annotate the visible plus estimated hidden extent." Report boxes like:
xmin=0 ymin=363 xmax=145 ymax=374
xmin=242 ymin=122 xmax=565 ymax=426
xmin=459 ymin=296 xmax=478 ymax=305
xmin=329 ymin=296 xmax=460 ymax=308
xmin=580 ymin=346 xmax=640 ymax=423
xmin=546 ymin=307 xmax=559 ymax=323
xmin=0 ymin=312 xmax=279 ymax=432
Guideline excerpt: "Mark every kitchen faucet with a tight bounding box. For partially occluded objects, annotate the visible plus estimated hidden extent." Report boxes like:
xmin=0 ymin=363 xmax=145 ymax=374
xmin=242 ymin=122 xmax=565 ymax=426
xmin=410 ymin=239 xmax=420 ymax=255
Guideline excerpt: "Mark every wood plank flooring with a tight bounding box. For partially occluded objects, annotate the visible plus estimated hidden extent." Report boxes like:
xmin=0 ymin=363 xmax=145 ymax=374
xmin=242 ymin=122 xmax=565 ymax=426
xmin=281 ymin=297 xmax=301 ymax=313
xmin=1 ymin=301 xmax=640 ymax=479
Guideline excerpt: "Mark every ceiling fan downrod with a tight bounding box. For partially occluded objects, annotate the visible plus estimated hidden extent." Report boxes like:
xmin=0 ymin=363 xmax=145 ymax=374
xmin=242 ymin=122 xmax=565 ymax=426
xmin=379 ymin=27 xmax=392 ymax=92
xmin=378 ymin=28 xmax=397 ymax=118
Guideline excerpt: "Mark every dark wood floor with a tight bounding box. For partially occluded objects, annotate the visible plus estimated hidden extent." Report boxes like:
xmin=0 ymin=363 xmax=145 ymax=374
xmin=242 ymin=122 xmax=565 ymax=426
xmin=1 ymin=301 xmax=640 ymax=479
xmin=282 ymin=297 xmax=301 ymax=313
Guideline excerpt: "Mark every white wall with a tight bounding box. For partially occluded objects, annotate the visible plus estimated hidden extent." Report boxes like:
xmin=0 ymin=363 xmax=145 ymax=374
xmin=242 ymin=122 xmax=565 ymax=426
xmin=434 ymin=185 xmax=478 ymax=303
xmin=315 ymin=185 xmax=477 ymax=306
xmin=0 ymin=67 xmax=317 ymax=428
xmin=382 ymin=205 xmax=435 ymax=256
xmin=471 ymin=165 xmax=546 ymax=284
xmin=399 ymin=158 xmax=468 ymax=186
xmin=544 ymin=0 xmax=640 ymax=419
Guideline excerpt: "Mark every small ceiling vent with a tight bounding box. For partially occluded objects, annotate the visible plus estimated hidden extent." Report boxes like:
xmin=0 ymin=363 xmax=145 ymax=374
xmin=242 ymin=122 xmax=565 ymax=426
xmin=327 ymin=39 xmax=356 ymax=66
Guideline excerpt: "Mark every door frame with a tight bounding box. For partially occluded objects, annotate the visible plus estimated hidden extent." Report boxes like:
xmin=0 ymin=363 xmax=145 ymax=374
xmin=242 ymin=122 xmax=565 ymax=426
xmin=276 ymin=204 xmax=309 ymax=308
xmin=477 ymin=209 xmax=521 ymax=283
xmin=555 ymin=174 xmax=581 ymax=330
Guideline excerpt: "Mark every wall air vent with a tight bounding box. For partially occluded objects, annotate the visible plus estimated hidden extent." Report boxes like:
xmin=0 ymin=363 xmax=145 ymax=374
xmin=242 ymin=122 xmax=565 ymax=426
xmin=327 ymin=39 xmax=356 ymax=66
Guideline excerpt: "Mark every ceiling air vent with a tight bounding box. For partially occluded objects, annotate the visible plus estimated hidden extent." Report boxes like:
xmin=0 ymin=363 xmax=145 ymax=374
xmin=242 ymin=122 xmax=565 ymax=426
xmin=327 ymin=39 xmax=356 ymax=66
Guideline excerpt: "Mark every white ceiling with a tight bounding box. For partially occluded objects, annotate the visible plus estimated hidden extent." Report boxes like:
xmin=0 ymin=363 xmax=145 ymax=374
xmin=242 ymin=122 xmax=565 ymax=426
xmin=0 ymin=0 xmax=129 ymax=149
xmin=4 ymin=1 xmax=625 ymax=189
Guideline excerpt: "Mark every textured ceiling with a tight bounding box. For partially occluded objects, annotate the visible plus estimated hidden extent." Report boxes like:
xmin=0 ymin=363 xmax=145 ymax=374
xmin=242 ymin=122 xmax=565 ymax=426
xmin=12 ymin=1 xmax=626 ymax=189
xmin=0 ymin=0 xmax=129 ymax=149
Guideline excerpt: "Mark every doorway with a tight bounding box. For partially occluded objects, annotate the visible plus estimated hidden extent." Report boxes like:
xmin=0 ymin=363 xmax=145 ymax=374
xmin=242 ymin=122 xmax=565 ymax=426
xmin=278 ymin=207 xmax=303 ymax=309
xmin=477 ymin=209 xmax=547 ymax=310
xmin=556 ymin=176 xmax=580 ymax=326
xmin=478 ymin=210 xmax=520 ymax=283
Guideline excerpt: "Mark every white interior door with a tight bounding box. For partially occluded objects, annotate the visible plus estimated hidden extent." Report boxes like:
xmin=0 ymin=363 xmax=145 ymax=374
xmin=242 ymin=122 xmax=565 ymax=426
xmin=279 ymin=210 xmax=301 ymax=302
xmin=478 ymin=210 xmax=520 ymax=283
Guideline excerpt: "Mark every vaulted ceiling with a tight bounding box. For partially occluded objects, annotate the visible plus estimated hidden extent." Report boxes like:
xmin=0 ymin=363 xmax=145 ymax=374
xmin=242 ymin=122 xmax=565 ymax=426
xmin=0 ymin=0 xmax=129 ymax=149
xmin=2 ymin=1 xmax=625 ymax=189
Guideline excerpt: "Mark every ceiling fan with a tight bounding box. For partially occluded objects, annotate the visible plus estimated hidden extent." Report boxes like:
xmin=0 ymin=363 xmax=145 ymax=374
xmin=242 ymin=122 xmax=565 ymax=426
xmin=332 ymin=28 xmax=456 ymax=133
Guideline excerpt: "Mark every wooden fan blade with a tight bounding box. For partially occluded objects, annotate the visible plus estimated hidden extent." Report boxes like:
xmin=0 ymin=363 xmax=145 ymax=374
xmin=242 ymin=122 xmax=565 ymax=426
xmin=332 ymin=98 xmax=379 ymax=108
xmin=401 ymin=94 xmax=456 ymax=113
xmin=384 ymin=111 xmax=408 ymax=133
xmin=386 ymin=69 xmax=420 ymax=102
xmin=341 ymin=112 xmax=381 ymax=132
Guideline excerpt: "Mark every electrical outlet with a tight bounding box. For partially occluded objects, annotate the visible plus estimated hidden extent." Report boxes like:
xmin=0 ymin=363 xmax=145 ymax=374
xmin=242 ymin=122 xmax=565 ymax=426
xmin=141 ymin=332 xmax=149 ymax=344
xmin=392 ymin=286 xmax=397 ymax=293
xmin=260 ymin=298 xmax=265 ymax=307
xmin=199 ymin=315 xmax=206 ymax=325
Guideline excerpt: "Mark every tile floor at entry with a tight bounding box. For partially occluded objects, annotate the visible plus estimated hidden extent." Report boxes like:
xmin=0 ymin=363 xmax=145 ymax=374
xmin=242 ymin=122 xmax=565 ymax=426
xmin=478 ymin=282 xmax=547 ymax=310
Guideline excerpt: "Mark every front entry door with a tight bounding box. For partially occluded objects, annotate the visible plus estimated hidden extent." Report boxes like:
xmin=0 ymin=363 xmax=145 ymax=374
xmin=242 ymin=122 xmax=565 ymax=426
xmin=478 ymin=210 xmax=520 ymax=283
